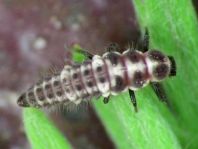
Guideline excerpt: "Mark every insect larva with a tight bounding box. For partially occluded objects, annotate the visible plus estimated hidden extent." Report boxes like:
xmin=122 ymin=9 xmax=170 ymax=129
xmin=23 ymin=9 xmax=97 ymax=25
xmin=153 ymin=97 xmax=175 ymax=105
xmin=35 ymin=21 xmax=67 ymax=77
xmin=17 ymin=29 xmax=176 ymax=112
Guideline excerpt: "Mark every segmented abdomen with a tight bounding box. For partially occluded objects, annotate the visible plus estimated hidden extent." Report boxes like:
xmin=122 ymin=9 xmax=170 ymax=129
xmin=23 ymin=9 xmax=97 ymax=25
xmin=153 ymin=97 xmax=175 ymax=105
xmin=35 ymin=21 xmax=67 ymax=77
xmin=17 ymin=50 xmax=150 ymax=108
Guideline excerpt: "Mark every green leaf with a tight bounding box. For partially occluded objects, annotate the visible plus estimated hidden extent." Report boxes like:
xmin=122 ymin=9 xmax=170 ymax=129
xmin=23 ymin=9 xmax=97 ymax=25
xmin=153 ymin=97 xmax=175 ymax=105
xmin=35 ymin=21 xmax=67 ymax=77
xmin=23 ymin=108 xmax=71 ymax=149
xmin=94 ymin=91 xmax=181 ymax=149
xmin=133 ymin=0 xmax=198 ymax=148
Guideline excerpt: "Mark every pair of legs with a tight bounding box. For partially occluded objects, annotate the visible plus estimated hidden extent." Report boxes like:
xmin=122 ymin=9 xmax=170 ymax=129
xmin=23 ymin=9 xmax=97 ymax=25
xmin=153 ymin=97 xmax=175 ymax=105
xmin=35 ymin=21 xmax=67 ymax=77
xmin=128 ymin=29 xmax=170 ymax=112
xmin=75 ymin=29 xmax=170 ymax=112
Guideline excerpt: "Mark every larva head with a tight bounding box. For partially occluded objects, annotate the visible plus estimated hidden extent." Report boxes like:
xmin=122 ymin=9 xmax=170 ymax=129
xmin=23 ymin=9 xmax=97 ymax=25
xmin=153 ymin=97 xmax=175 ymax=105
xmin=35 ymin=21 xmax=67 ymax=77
xmin=145 ymin=50 xmax=176 ymax=82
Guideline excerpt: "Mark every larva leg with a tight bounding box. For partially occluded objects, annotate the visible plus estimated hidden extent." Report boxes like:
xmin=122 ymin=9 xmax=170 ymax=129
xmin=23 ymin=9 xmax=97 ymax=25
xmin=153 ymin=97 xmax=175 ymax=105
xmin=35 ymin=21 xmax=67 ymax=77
xmin=137 ymin=28 xmax=149 ymax=52
xmin=74 ymin=48 xmax=93 ymax=59
xmin=106 ymin=43 xmax=121 ymax=52
xmin=103 ymin=96 xmax=110 ymax=104
xmin=150 ymin=82 xmax=170 ymax=106
xmin=129 ymin=89 xmax=138 ymax=112
xmin=142 ymin=28 xmax=149 ymax=52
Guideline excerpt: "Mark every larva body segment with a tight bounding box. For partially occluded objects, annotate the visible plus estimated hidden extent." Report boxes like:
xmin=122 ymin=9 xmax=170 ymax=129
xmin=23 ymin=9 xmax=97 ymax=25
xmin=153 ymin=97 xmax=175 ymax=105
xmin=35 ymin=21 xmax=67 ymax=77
xmin=17 ymin=49 xmax=173 ymax=108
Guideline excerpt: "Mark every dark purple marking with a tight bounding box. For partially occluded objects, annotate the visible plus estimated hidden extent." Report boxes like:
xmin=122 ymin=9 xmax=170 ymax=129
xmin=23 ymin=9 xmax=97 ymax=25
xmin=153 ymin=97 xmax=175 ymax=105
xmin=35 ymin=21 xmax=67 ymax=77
xmin=36 ymin=87 xmax=45 ymax=101
xmin=76 ymin=85 xmax=82 ymax=91
xmin=72 ymin=73 xmax=78 ymax=79
xmin=53 ymin=80 xmax=60 ymax=86
xmin=132 ymin=71 xmax=146 ymax=88
xmin=65 ymin=88 xmax=70 ymax=93
xmin=56 ymin=91 xmax=63 ymax=97
xmin=104 ymin=52 xmax=120 ymax=65
xmin=45 ymin=84 xmax=54 ymax=99
xmin=99 ymin=77 xmax=106 ymax=83
xmin=71 ymin=65 xmax=89 ymax=99
xmin=112 ymin=76 xmax=126 ymax=92
xmin=27 ymin=91 xmax=38 ymax=106
xmin=87 ymin=81 xmax=93 ymax=87
xmin=153 ymin=64 xmax=169 ymax=80
xmin=82 ymin=60 xmax=100 ymax=96
xmin=47 ymin=93 xmax=54 ymax=99
xmin=96 ymin=66 xmax=102 ymax=72
xmin=53 ymin=78 xmax=65 ymax=98
xmin=124 ymin=50 xmax=142 ymax=63
xmin=84 ymin=69 xmax=90 ymax=75
xmin=148 ymin=50 xmax=166 ymax=62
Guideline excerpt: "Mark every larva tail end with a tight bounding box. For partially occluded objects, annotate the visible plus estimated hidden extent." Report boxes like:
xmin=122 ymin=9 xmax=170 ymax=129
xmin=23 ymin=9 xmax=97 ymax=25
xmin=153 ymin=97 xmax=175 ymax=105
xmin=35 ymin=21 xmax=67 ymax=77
xmin=17 ymin=93 xmax=30 ymax=107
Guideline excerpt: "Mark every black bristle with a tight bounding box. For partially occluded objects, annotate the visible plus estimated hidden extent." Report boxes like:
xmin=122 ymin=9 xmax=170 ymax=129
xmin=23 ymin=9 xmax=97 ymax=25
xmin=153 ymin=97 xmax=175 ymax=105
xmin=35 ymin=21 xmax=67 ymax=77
xmin=168 ymin=56 xmax=176 ymax=76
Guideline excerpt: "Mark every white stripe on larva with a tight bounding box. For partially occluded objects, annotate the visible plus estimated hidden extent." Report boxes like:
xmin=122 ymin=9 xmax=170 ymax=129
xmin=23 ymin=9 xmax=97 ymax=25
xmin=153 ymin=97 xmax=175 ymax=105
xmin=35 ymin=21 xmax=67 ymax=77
xmin=70 ymin=67 xmax=82 ymax=98
xmin=92 ymin=56 xmax=110 ymax=94
xmin=80 ymin=64 xmax=93 ymax=94
xmin=60 ymin=69 xmax=70 ymax=101
xmin=103 ymin=58 xmax=116 ymax=88
xmin=51 ymin=76 xmax=62 ymax=102
xmin=60 ymin=67 xmax=77 ymax=101
xmin=145 ymin=57 xmax=155 ymax=78
xmin=55 ymin=76 xmax=68 ymax=102
xmin=33 ymin=86 xmax=43 ymax=106
xmin=42 ymin=81 xmax=53 ymax=104
xmin=125 ymin=60 xmax=145 ymax=80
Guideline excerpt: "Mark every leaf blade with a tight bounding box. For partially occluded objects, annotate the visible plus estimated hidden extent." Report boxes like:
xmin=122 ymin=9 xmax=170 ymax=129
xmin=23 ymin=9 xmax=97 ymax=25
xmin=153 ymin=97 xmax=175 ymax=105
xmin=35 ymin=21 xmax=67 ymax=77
xmin=23 ymin=108 xmax=72 ymax=149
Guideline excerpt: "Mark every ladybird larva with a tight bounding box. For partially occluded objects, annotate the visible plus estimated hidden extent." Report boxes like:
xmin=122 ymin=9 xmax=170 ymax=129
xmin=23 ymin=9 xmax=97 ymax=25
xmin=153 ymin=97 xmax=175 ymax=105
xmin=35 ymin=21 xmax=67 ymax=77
xmin=17 ymin=30 xmax=176 ymax=112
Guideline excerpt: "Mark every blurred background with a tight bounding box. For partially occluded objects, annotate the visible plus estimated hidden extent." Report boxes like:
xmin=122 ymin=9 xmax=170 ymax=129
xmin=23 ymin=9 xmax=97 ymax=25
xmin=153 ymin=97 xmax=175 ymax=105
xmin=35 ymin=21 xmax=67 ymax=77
xmin=0 ymin=0 xmax=198 ymax=149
